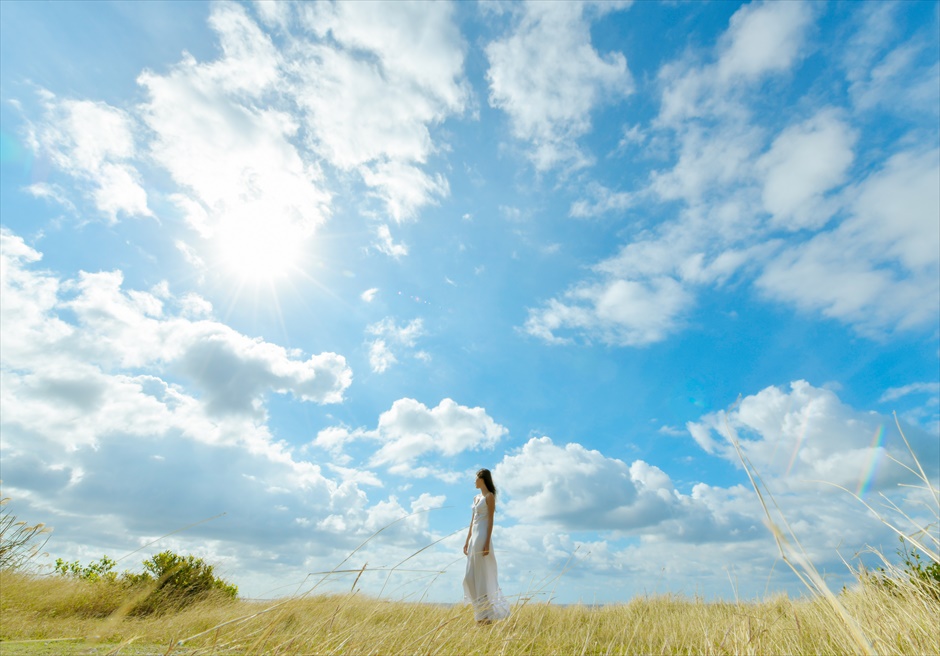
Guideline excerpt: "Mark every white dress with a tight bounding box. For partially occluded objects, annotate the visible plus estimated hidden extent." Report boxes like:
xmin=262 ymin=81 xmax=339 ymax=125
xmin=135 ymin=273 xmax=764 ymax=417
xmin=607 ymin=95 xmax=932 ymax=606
xmin=463 ymin=493 xmax=510 ymax=621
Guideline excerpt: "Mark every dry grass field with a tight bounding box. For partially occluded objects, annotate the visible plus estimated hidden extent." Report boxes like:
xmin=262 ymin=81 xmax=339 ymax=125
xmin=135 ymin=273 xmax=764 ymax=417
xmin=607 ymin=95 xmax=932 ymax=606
xmin=1 ymin=567 xmax=938 ymax=655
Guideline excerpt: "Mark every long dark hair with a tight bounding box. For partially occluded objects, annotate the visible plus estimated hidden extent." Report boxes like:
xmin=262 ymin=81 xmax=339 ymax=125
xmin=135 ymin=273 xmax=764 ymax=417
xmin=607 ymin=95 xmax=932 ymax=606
xmin=477 ymin=468 xmax=497 ymax=496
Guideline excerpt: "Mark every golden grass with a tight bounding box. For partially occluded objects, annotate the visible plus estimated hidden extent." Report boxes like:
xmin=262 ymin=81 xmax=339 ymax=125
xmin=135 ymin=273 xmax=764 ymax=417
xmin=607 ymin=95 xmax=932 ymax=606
xmin=2 ymin=570 xmax=938 ymax=655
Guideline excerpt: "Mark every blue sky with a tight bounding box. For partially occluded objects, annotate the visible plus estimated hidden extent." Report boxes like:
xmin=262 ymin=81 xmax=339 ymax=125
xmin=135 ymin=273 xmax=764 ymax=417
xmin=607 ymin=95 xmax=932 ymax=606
xmin=1 ymin=0 xmax=938 ymax=604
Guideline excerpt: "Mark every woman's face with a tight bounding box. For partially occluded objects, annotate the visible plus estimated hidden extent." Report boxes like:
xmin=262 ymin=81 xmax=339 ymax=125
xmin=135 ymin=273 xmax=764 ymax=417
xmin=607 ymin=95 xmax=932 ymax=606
xmin=475 ymin=474 xmax=485 ymax=491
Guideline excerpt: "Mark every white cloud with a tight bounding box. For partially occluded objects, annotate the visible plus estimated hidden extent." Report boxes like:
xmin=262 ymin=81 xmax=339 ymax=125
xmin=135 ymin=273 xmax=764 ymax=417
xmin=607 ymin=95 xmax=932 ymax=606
xmin=361 ymin=161 xmax=449 ymax=224
xmin=658 ymin=425 xmax=686 ymax=437
xmin=315 ymin=398 xmax=507 ymax=480
xmin=178 ymin=293 xmax=213 ymax=319
xmin=486 ymin=1 xmax=632 ymax=170
xmin=527 ymin=0 xmax=936 ymax=347
xmin=880 ymin=382 xmax=940 ymax=403
xmin=569 ymin=183 xmax=633 ymax=219
xmin=138 ymin=3 xmax=330 ymax=251
xmin=0 ymin=230 xmax=72 ymax=370
xmin=368 ymin=339 xmax=397 ymax=374
xmin=0 ymin=230 xmax=352 ymax=427
xmin=25 ymin=182 xmax=76 ymax=212
xmin=292 ymin=0 xmax=469 ymax=221
xmin=300 ymin=0 xmax=468 ymax=114
xmin=485 ymin=381 xmax=938 ymax=600
xmin=758 ymin=110 xmax=856 ymax=230
xmin=496 ymin=437 xmax=666 ymax=530
xmin=524 ymin=276 xmax=692 ymax=346
xmin=658 ymin=1 xmax=814 ymax=124
xmin=649 ymin=124 xmax=762 ymax=207
xmin=75 ymin=0 xmax=473 ymax=277
xmin=846 ymin=149 xmax=940 ymax=272
xmin=757 ymin=148 xmax=940 ymax=333
xmin=360 ymin=288 xmax=379 ymax=303
xmin=25 ymin=94 xmax=151 ymax=221
xmin=715 ymin=1 xmax=815 ymax=83
xmin=253 ymin=0 xmax=290 ymax=29
xmin=365 ymin=317 xmax=425 ymax=373
xmin=843 ymin=3 xmax=940 ymax=117
xmin=373 ymin=224 xmax=408 ymax=259
xmin=0 ymin=228 xmax=443 ymax=599
xmin=687 ymin=380 xmax=938 ymax=493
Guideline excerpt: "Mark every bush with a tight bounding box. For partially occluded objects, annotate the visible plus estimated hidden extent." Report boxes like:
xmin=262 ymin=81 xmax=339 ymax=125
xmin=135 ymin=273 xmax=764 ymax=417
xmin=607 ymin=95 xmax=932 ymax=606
xmin=54 ymin=554 xmax=119 ymax=583
xmin=871 ymin=536 xmax=940 ymax=601
xmin=137 ymin=550 xmax=238 ymax=606
xmin=55 ymin=549 xmax=238 ymax=614
xmin=0 ymin=494 xmax=52 ymax=571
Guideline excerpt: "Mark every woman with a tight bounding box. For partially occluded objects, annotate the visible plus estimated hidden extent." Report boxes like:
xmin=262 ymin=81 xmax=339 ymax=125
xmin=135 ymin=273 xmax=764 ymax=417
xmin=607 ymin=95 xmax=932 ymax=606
xmin=463 ymin=468 xmax=510 ymax=623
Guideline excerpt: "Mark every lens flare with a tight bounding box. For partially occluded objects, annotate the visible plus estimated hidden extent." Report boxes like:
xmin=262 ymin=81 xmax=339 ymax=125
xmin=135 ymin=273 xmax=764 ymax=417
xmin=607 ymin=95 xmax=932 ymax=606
xmin=855 ymin=424 xmax=885 ymax=499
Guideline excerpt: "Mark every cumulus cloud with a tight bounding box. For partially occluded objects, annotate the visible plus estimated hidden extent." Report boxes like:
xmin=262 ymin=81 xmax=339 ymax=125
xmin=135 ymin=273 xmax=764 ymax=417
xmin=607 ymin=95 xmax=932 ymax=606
xmin=524 ymin=276 xmax=692 ymax=346
xmin=494 ymin=436 xmax=766 ymax=547
xmin=687 ymin=380 xmax=938 ymax=493
xmin=0 ymin=229 xmax=352 ymax=432
xmin=486 ymin=1 xmax=632 ymax=171
xmin=498 ymin=437 xmax=653 ymax=528
xmin=314 ymin=398 xmax=507 ymax=480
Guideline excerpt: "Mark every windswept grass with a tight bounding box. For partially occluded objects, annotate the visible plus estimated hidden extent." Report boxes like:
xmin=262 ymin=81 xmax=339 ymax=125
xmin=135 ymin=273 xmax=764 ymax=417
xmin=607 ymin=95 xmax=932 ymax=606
xmin=2 ymin=569 xmax=938 ymax=655
xmin=0 ymin=490 xmax=52 ymax=572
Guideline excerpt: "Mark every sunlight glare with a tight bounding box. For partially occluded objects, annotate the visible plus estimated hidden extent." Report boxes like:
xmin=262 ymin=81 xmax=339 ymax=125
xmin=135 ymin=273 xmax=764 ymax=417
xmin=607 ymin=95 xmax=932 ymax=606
xmin=216 ymin=216 xmax=308 ymax=284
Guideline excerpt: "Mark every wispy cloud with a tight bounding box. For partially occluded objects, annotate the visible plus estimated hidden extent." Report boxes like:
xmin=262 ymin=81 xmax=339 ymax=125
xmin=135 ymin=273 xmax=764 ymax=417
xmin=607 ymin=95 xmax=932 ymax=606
xmin=486 ymin=1 xmax=632 ymax=171
xmin=25 ymin=93 xmax=151 ymax=221
xmin=373 ymin=224 xmax=408 ymax=259
xmin=880 ymin=382 xmax=940 ymax=403
xmin=365 ymin=317 xmax=425 ymax=373
xmin=569 ymin=183 xmax=633 ymax=219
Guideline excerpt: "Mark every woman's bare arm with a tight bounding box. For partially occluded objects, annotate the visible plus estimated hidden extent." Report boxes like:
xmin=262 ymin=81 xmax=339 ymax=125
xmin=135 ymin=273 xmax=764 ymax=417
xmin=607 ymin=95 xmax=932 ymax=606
xmin=463 ymin=511 xmax=473 ymax=555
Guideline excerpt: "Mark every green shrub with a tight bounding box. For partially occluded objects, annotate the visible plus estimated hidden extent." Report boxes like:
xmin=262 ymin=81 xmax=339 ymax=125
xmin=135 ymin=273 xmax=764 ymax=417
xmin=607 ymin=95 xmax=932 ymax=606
xmin=55 ymin=549 xmax=238 ymax=614
xmin=871 ymin=536 xmax=940 ymax=601
xmin=54 ymin=554 xmax=119 ymax=583
xmin=142 ymin=550 xmax=237 ymax=597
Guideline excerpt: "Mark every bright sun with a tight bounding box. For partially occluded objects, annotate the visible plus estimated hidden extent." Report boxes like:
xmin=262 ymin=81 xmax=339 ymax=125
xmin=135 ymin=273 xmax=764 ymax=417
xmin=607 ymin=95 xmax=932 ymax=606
xmin=216 ymin=217 xmax=307 ymax=285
